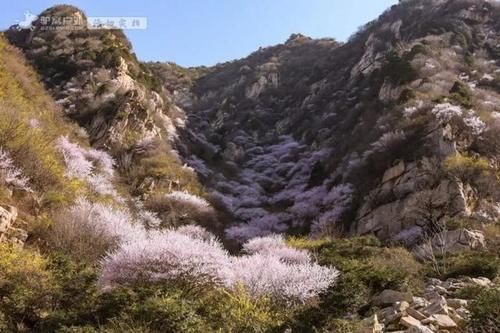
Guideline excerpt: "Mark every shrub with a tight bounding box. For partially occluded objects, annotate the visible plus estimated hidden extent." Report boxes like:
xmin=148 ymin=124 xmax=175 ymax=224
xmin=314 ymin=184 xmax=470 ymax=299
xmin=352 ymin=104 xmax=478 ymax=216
xmin=468 ymin=288 xmax=500 ymax=332
xmin=442 ymin=251 xmax=499 ymax=280
xmin=300 ymin=236 xmax=424 ymax=316
xmin=127 ymin=150 xmax=203 ymax=197
xmin=0 ymin=244 xmax=55 ymax=331
xmin=449 ymin=81 xmax=474 ymax=108
xmin=0 ymin=146 xmax=32 ymax=192
xmin=36 ymin=254 xmax=101 ymax=332
xmin=453 ymin=284 xmax=485 ymax=300
xmin=0 ymin=37 xmax=83 ymax=207
xmin=242 ymin=234 xmax=311 ymax=264
xmin=444 ymin=153 xmax=491 ymax=184
xmin=56 ymin=136 xmax=117 ymax=198
xmin=319 ymin=271 xmax=371 ymax=317
xmin=381 ymin=51 xmax=418 ymax=85
xmin=99 ymin=229 xmax=231 ymax=291
xmin=229 ymin=253 xmax=338 ymax=302
xmin=103 ymin=291 xmax=208 ymax=333
xmin=100 ymin=227 xmax=338 ymax=303
xmin=144 ymin=191 xmax=217 ymax=229
xmin=318 ymin=318 xmax=362 ymax=333
xmin=201 ymin=287 xmax=290 ymax=333
xmin=92 ymin=284 xmax=289 ymax=333
xmin=48 ymin=198 xmax=145 ymax=263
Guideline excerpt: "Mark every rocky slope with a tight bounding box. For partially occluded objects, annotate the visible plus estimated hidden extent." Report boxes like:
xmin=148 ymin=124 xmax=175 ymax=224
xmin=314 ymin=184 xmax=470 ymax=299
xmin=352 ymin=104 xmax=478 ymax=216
xmin=153 ymin=0 xmax=500 ymax=243
xmin=6 ymin=0 xmax=500 ymax=244
xmin=1 ymin=0 xmax=499 ymax=332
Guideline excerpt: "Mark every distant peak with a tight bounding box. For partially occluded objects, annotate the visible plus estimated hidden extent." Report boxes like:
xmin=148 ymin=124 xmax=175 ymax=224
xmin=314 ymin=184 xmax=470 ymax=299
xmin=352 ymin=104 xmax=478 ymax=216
xmin=285 ymin=33 xmax=311 ymax=44
xmin=37 ymin=4 xmax=87 ymax=26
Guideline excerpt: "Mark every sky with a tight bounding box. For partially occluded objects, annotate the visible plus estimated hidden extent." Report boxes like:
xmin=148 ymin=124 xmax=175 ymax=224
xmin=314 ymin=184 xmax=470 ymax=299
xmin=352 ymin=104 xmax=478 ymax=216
xmin=0 ymin=0 xmax=398 ymax=67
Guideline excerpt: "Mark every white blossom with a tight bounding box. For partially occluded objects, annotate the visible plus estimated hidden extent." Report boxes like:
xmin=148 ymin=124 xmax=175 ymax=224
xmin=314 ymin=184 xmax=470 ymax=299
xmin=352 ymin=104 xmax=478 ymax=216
xmin=0 ymin=147 xmax=32 ymax=192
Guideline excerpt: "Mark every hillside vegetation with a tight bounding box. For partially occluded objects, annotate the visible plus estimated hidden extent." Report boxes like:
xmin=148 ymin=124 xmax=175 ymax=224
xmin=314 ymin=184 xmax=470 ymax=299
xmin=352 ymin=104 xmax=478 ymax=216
xmin=1 ymin=1 xmax=499 ymax=332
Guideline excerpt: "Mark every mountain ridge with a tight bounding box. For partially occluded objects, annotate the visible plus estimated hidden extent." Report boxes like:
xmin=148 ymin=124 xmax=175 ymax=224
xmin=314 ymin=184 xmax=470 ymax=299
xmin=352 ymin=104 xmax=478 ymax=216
xmin=5 ymin=0 xmax=500 ymax=243
xmin=1 ymin=1 xmax=499 ymax=331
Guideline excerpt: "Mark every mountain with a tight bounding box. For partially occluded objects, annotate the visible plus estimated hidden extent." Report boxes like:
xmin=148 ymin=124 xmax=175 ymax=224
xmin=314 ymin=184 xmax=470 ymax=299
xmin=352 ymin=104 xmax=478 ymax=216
xmin=1 ymin=0 xmax=499 ymax=332
xmin=8 ymin=1 xmax=500 ymax=243
xmin=160 ymin=0 xmax=500 ymax=243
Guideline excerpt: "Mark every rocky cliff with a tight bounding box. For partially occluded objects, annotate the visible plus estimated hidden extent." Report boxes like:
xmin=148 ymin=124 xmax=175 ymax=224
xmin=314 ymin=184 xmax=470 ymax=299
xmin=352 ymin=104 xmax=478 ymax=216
xmin=6 ymin=0 xmax=500 ymax=245
xmin=153 ymin=0 xmax=500 ymax=243
xmin=1 ymin=1 xmax=500 ymax=332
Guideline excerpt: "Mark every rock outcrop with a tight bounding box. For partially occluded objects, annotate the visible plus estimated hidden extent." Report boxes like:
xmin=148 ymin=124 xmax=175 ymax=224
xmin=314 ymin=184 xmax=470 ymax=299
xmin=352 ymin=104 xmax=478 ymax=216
xmin=0 ymin=205 xmax=27 ymax=246
xmin=6 ymin=0 xmax=500 ymax=242
xmin=360 ymin=276 xmax=496 ymax=333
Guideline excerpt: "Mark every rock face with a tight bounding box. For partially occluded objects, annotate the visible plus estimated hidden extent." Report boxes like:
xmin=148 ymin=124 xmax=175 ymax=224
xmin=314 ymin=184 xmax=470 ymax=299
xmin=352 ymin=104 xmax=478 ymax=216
xmin=0 ymin=205 xmax=17 ymax=234
xmin=0 ymin=205 xmax=27 ymax=246
xmin=373 ymin=290 xmax=414 ymax=307
xmin=7 ymin=0 xmax=500 ymax=241
xmin=368 ymin=276 xmax=494 ymax=332
xmin=5 ymin=5 xmax=205 ymax=202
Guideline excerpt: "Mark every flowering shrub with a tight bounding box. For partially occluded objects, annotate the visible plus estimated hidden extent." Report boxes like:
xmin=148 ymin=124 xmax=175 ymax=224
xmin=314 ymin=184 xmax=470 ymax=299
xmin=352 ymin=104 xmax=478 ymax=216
xmin=99 ymin=230 xmax=232 ymax=290
xmin=289 ymin=186 xmax=327 ymax=221
xmin=176 ymin=224 xmax=216 ymax=241
xmin=48 ymin=197 xmax=149 ymax=262
xmin=226 ymin=213 xmax=289 ymax=242
xmin=56 ymin=136 xmax=93 ymax=179
xmin=100 ymin=226 xmax=338 ymax=303
xmin=145 ymin=191 xmax=216 ymax=228
xmin=0 ymin=147 xmax=32 ymax=192
xmin=66 ymin=198 xmax=144 ymax=242
xmin=431 ymin=103 xmax=486 ymax=135
xmin=136 ymin=209 xmax=162 ymax=229
xmin=242 ymin=234 xmax=311 ymax=264
xmin=229 ymin=253 xmax=337 ymax=302
xmin=463 ymin=114 xmax=486 ymax=136
xmin=370 ymin=130 xmax=407 ymax=153
xmin=431 ymin=103 xmax=464 ymax=122
xmin=312 ymin=184 xmax=355 ymax=235
xmin=56 ymin=136 xmax=117 ymax=196
xmin=164 ymin=191 xmax=211 ymax=212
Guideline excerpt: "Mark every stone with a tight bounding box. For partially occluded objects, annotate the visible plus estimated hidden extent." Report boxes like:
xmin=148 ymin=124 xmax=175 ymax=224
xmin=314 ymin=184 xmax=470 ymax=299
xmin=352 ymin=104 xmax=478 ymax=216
xmin=0 ymin=205 xmax=17 ymax=233
xmin=455 ymin=307 xmax=470 ymax=319
xmin=358 ymin=314 xmax=384 ymax=333
xmin=430 ymin=229 xmax=486 ymax=253
xmin=432 ymin=314 xmax=457 ymax=328
xmin=423 ymin=291 xmax=442 ymax=301
xmin=379 ymin=307 xmax=401 ymax=323
xmin=447 ymin=298 xmax=468 ymax=308
xmin=400 ymin=316 xmax=422 ymax=328
xmin=4 ymin=227 xmax=28 ymax=246
xmin=394 ymin=301 xmax=410 ymax=312
xmin=471 ymin=277 xmax=491 ymax=287
xmin=382 ymin=161 xmax=406 ymax=183
xmin=422 ymin=297 xmax=448 ymax=316
xmin=406 ymin=325 xmax=434 ymax=333
xmin=434 ymin=285 xmax=449 ymax=295
xmin=373 ymin=290 xmax=413 ymax=307
xmin=412 ymin=297 xmax=429 ymax=308
xmin=393 ymin=226 xmax=423 ymax=246
xmin=386 ymin=311 xmax=403 ymax=323
xmin=421 ymin=317 xmax=437 ymax=325
xmin=407 ymin=308 xmax=427 ymax=321
xmin=449 ymin=310 xmax=465 ymax=324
